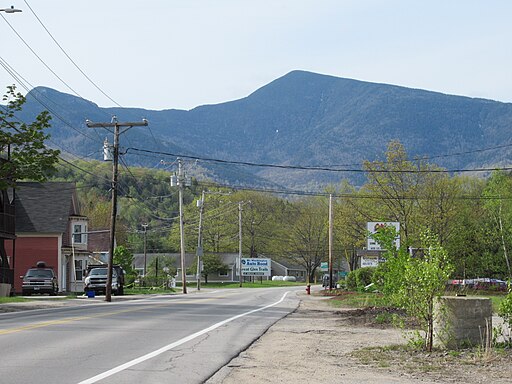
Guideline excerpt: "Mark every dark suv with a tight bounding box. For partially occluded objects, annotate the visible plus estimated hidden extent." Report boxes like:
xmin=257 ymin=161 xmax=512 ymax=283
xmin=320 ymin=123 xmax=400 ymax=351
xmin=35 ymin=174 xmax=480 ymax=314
xmin=21 ymin=262 xmax=58 ymax=296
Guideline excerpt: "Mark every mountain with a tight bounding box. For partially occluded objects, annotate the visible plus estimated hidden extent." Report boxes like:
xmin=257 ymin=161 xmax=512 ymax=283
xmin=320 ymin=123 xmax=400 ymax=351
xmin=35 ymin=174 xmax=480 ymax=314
xmin=17 ymin=70 xmax=512 ymax=189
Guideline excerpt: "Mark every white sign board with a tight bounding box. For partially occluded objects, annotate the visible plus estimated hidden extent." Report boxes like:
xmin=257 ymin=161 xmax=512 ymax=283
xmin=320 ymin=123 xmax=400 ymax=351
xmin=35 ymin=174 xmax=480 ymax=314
xmin=241 ymin=258 xmax=271 ymax=276
xmin=367 ymin=222 xmax=400 ymax=250
xmin=360 ymin=256 xmax=380 ymax=268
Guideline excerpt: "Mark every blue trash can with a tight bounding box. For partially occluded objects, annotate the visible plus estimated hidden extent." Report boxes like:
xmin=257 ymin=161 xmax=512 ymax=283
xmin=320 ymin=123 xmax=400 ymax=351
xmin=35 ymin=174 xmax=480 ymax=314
xmin=86 ymin=290 xmax=95 ymax=298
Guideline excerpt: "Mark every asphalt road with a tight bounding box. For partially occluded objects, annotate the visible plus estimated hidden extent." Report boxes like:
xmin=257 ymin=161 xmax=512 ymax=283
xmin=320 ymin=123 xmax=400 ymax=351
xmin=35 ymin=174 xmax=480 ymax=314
xmin=0 ymin=287 xmax=301 ymax=383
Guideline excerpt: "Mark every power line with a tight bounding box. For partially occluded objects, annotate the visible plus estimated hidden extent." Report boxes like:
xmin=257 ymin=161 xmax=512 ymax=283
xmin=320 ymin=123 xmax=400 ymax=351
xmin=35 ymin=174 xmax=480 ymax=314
xmin=21 ymin=0 xmax=160 ymax=148
xmin=197 ymin=181 xmax=512 ymax=201
xmin=0 ymin=99 xmax=105 ymax=166
xmin=4 ymin=6 xmax=510 ymax=174
xmin=321 ymin=142 xmax=512 ymax=168
xmin=0 ymin=56 xmax=103 ymax=143
xmin=22 ymin=0 xmax=122 ymax=108
xmin=127 ymin=147 xmax=512 ymax=174
xmin=1 ymin=10 xmax=147 ymax=150
xmin=0 ymin=13 xmax=81 ymax=97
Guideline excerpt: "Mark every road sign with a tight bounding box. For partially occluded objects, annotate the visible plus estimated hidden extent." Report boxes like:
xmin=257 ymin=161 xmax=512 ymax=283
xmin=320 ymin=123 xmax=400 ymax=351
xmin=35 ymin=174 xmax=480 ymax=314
xmin=367 ymin=222 xmax=400 ymax=250
xmin=241 ymin=258 xmax=271 ymax=276
xmin=320 ymin=262 xmax=328 ymax=271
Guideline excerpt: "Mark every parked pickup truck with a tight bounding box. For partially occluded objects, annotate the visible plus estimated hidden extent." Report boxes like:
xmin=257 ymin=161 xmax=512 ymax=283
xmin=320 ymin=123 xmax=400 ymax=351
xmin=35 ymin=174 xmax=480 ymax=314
xmin=21 ymin=261 xmax=58 ymax=296
xmin=84 ymin=264 xmax=125 ymax=295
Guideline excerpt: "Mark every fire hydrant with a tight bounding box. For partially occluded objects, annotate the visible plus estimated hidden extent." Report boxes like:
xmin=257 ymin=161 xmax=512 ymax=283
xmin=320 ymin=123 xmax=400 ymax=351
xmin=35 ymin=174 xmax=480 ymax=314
xmin=306 ymin=284 xmax=311 ymax=295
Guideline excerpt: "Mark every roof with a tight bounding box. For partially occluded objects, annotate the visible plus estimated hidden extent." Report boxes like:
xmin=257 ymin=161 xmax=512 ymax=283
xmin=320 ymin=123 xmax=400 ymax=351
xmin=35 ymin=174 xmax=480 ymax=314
xmin=88 ymin=230 xmax=111 ymax=253
xmin=272 ymin=258 xmax=306 ymax=271
xmin=15 ymin=182 xmax=78 ymax=233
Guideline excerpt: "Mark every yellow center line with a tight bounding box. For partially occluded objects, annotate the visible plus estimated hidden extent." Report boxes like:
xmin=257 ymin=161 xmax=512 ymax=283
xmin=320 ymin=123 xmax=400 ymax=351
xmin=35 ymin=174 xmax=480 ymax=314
xmin=0 ymin=295 xmax=229 ymax=336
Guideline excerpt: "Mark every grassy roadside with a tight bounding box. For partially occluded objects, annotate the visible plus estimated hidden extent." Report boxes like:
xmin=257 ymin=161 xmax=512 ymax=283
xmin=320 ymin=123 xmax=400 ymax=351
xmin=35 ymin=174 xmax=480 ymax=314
xmin=322 ymin=291 xmax=391 ymax=308
xmin=322 ymin=289 xmax=506 ymax=313
xmin=324 ymin=289 xmax=512 ymax=382
xmin=0 ymin=296 xmax=29 ymax=304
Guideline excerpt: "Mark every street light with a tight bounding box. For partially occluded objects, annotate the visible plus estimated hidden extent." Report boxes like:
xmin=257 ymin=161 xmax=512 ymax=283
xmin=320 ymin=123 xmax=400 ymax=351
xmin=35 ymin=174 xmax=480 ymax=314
xmin=0 ymin=6 xmax=22 ymax=13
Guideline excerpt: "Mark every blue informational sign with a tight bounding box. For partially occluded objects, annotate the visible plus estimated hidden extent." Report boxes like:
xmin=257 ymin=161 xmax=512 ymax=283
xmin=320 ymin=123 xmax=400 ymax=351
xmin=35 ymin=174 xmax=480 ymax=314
xmin=241 ymin=258 xmax=271 ymax=276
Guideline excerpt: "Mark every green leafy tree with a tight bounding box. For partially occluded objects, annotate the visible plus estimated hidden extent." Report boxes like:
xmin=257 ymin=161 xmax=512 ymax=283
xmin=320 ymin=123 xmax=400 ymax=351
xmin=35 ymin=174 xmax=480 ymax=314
xmin=144 ymin=255 xmax=177 ymax=286
xmin=190 ymin=253 xmax=229 ymax=284
xmin=499 ymin=287 xmax=512 ymax=343
xmin=416 ymin=171 xmax=462 ymax=246
xmin=372 ymin=226 xmax=453 ymax=352
xmin=362 ymin=141 xmax=421 ymax=245
xmin=113 ymin=245 xmax=134 ymax=275
xmin=279 ymin=197 xmax=328 ymax=283
xmin=0 ymin=85 xmax=60 ymax=189
xmin=482 ymin=171 xmax=512 ymax=279
xmin=0 ymin=85 xmax=60 ymax=271
xmin=168 ymin=188 xmax=237 ymax=254
xmin=443 ymin=176 xmax=486 ymax=278
xmin=333 ymin=181 xmax=371 ymax=271
xmin=232 ymin=190 xmax=288 ymax=257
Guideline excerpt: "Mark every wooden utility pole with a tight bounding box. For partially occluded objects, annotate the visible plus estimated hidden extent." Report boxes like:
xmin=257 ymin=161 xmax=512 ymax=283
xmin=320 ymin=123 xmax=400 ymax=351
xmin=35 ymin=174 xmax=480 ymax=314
xmin=239 ymin=201 xmax=243 ymax=287
xmin=196 ymin=190 xmax=205 ymax=290
xmin=178 ymin=159 xmax=187 ymax=294
xmin=329 ymin=194 xmax=333 ymax=290
xmin=142 ymin=223 xmax=148 ymax=285
xmin=86 ymin=116 xmax=148 ymax=302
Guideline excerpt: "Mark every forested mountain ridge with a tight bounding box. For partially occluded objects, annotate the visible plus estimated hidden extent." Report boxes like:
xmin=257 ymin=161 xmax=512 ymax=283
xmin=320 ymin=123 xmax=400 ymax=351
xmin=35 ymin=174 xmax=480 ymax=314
xmin=17 ymin=70 xmax=512 ymax=188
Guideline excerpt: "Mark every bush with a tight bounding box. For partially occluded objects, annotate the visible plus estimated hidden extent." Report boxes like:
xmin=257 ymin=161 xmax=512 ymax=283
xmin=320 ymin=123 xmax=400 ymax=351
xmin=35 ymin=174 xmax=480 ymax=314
xmin=372 ymin=262 xmax=389 ymax=291
xmin=346 ymin=267 xmax=376 ymax=291
xmin=499 ymin=288 xmax=512 ymax=328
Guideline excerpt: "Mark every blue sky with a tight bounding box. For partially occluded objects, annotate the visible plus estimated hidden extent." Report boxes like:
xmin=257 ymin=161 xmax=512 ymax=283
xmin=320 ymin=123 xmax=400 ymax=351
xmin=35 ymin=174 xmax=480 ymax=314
xmin=1 ymin=0 xmax=511 ymax=110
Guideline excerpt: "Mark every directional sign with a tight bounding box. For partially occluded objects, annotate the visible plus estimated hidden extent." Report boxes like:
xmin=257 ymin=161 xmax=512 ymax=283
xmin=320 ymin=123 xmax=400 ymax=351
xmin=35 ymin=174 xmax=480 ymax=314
xmin=241 ymin=258 xmax=271 ymax=276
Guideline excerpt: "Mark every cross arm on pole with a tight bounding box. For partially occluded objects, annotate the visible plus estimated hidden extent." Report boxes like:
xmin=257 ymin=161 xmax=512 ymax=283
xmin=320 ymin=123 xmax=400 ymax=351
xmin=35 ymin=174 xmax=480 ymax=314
xmin=86 ymin=119 xmax=148 ymax=129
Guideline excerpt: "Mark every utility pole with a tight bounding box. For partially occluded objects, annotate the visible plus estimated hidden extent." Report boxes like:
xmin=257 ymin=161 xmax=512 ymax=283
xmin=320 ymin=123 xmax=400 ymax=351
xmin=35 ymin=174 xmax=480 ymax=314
xmin=142 ymin=223 xmax=148 ymax=286
xmin=328 ymin=194 xmax=334 ymax=290
xmin=196 ymin=190 xmax=205 ymax=290
xmin=171 ymin=158 xmax=190 ymax=294
xmin=196 ymin=190 xmax=230 ymax=290
xmin=178 ymin=159 xmax=187 ymax=294
xmin=86 ymin=116 xmax=148 ymax=302
xmin=239 ymin=201 xmax=243 ymax=287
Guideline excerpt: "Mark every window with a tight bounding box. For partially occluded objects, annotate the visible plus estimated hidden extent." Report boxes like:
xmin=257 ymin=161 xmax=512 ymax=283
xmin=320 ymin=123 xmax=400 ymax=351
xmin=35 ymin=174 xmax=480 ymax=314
xmin=72 ymin=223 xmax=87 ymax=244
xmin=73 ymin=224 xmax=82 ymax=243
xmin=75 ymin=260 xmax=83 ymax=281
xmin=219 ymin=270 xmax=229 ymax=277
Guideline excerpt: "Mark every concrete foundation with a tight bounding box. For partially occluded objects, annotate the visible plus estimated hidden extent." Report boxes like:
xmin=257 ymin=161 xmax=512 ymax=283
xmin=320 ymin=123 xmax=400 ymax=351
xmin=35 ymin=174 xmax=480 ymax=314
xmin=0 ymin=283 xmax=11 ymax=297
xmin=434 ymin=296 xmax=492 ymax=349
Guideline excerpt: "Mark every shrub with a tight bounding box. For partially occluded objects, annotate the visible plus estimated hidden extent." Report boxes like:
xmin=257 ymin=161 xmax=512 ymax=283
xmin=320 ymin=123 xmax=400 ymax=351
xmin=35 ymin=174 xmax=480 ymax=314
xmin=346 ymin=267 xmax=376 ymax=291
xmin=499 ymin=287 xmax=512 ymax=329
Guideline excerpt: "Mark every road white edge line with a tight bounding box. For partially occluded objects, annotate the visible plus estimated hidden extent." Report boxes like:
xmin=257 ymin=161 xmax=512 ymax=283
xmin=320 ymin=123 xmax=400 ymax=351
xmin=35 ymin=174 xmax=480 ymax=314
xmin=77 ymin=291 xmax=290 ymax=384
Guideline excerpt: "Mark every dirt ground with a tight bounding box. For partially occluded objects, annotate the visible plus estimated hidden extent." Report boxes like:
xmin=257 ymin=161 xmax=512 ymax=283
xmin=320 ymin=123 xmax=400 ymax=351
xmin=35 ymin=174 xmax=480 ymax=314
xmin=207 ymin=290 xmax=512 ymax=384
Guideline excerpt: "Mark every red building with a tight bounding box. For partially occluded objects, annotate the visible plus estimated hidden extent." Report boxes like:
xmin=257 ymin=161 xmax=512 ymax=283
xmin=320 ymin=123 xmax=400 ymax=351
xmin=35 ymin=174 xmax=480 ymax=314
xmin=6 ymin=182 xmax=91 ymax=294
xmin=0 ymin=186 xmax=15 ymax=296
